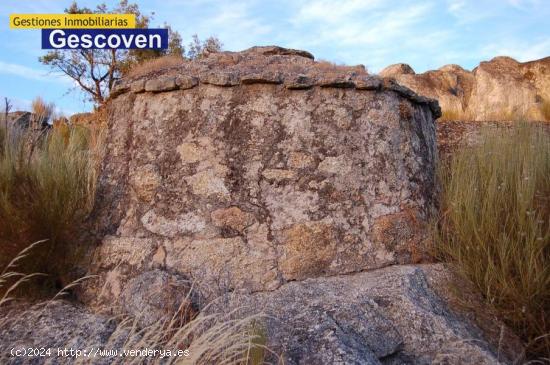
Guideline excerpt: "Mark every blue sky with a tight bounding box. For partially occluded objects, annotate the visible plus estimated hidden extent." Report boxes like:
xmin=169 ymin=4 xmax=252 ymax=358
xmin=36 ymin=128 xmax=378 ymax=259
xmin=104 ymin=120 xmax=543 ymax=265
xmin=0 ymin=0 xmax=549 ymax=115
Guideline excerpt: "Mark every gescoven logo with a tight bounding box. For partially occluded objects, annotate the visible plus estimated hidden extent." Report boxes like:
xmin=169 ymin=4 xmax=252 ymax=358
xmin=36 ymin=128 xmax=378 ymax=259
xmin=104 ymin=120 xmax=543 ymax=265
xmin=41 ymin=29 xmax=168 ymax=49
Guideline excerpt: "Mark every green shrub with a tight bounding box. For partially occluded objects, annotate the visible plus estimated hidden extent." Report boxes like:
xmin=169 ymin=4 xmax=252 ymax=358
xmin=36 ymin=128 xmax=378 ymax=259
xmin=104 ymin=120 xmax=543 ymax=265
xmin=0 ymin=123 xmax=101 ymax=291
xmin=434 ymin=123 xmax=550 ymax=358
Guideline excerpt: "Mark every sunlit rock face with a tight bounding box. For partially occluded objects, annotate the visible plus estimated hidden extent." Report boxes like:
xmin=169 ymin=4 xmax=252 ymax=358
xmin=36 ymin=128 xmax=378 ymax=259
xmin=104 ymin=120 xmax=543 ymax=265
xmin=87 ymin=46 xmax=439 ymax=303
xmin=381 ymin=56 xmax=550 ymax=121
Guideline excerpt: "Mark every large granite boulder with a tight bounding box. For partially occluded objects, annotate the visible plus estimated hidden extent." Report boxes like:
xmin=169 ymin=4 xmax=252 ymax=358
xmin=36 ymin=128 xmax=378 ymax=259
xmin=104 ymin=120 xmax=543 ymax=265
xmin=380 ymin=56 xmax=550 ymax=121
xmin=0 ymin=301 xmax=118 ymax=365
xmin=83 ymin=46 xmax=440 ymax=310
xmin=0 ymin=46 xmax=525 ymax=364
xmin=207 ymin=264 xmax=522 ymax=364
xmin=0 ymin=265 xmax=522 ymax=364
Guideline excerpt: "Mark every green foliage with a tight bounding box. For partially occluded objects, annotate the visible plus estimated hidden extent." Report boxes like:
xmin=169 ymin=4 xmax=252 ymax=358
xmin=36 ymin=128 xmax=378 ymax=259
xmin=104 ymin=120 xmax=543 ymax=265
xmin=0 ymin=123 xmax=100 ymax=289
xmin=434 ymin=123 xmax=550 ymax=358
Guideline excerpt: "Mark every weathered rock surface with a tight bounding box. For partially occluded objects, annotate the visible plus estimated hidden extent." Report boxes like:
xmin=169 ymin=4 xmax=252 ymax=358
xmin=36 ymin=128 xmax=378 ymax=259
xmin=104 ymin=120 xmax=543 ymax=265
xmin=85 ymin=46 xmax=440 ymax=312
xmin=203 ymin=264 xmax=521 ymax=364
xmin=51 ymin=46 xmax=524 ymax=364
xmin=0 ymin=265 xmax=521 ymax=365
xmin=0 ymin=301 xmax=118 ymax=365
xmin=380 ymin=56 xmax=550 ymax=121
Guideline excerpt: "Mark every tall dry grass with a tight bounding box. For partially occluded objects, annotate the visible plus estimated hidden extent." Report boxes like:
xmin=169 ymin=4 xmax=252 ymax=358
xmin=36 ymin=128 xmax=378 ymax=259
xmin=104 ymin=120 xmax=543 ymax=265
xmin=94 ymin=309 xmax=271 ymax=365
xmin=541 ymin=99 xmax=550 ymax=122
xmin=1 ymin=246 xmax=271 ymax=365
xmin=124 ymin=55 xmax=186 ymax=79
xmin=434 ymin=123 xmax=550 ymax=358
xmin=31 ymin=96 xmax=54 ymax=128
xmin=0 ymin=241 xmax=45 ymax=305
xmin=439 ymin=108 xmax=467 ymax=121
xmin=0 ymin=120 xmax=102 ymax=291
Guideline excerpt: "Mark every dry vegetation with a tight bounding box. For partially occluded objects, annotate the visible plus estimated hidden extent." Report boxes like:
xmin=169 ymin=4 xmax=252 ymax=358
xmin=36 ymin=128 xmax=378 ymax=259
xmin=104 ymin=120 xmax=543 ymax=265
xmin=439 ymin=108 xmax=467 ymax=121
xmin=315 ymin=60 xmax=368 ymax=74
xmin=94 ymin=310 xmax=271 ymax=365
xmin=440 ymin=102 xmax=550 ymax=122
xmin=541 ymin=98 xmax=550 ymax=122
xmin=0 ymin=101 xmax=103 ymax=292
xmin=0 ymin=244 xmax=271 ymax=365
xmin=125 ymin=55 xmax=186 ymax=79
xmin=434 ymin=123 xmax=550 ymax=358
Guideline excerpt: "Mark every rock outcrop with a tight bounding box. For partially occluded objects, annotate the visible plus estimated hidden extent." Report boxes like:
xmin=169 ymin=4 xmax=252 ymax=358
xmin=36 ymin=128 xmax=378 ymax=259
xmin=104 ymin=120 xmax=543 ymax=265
xmin=0 ymin=265 xmax=522 ymax=365
xmin=0 ymin=46 xmax=524 ymax=364
xmin=86 ymin=45 xmax=439 ymax=305
xmin=209 ymin=264 xmax=521 ymax=364
xmin=61 ymin=46 xmax=525 ymax=363
xmin=380 ymin=56 xmax=550 ymax=121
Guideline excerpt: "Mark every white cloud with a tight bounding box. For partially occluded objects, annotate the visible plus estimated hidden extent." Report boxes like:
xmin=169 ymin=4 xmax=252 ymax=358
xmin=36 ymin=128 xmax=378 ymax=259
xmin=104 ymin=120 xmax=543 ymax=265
xmin=481 ymin=38 xmax=550 ymax=62
xmin=0 ymin=61 xmax=74 ymax=85
xmin=506 ymin=0 xmax=542 ymax=10
xmin=294 ymin=0 xmax=384 ymax=24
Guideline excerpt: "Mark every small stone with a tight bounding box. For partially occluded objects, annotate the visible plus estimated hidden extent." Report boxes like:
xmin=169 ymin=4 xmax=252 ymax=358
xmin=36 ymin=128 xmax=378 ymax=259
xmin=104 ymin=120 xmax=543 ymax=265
xmin=140 ymin=210 xmax=206 ymax=237
xmin=318 ymin=75 xmax=355 ymax=88
xmin=145 ymin=76 xmax=177 ymax=92
xmin=241 ymin=71 xmax=283 ymax=84
xmin=279 ymin=222 xmax=336 ymax=281
xmin=211 ymin=206 xmax=255 ymax=233
xmin=285 ymin=74 xmax=314 ymax=89
xmin=110 ymin=80 xmax=129 ymax=97
xmin=152 ymin=245 xmax=166 ymax=267
xmin=176 ymin=75 xmax=199 ymax=90
xmin=287 ymin=152 xmax=316 ymax=169
xmin=355 ymin=76 xmax=382 ymax=90
xmin=318 ymin=155 xmax=352 ymax=175
xmin=121 ymin=270 xmax=195 ymax=327
xmin=245 ymin=46 xmax=315 ymax=60
xmin=177 ymin=142 xmax=201 ymax=164
xmin=382 ymin=78 xmax=416 ymax=98
xmin=130 ymin=164 xmax=161 ymax=201
xmin=185 ymin=169 xmax=230 ymax=199
xmin=130 ymin=79 xmax=146 ymax=93
xmin=201 ymin=72 xmax=240 ymax=86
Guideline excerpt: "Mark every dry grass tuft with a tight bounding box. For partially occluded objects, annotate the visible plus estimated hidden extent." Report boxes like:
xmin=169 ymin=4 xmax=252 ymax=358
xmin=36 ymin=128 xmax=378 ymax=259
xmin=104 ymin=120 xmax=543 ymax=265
xmin=0 ymin=120 xmax=103 ymax=291
xmin=541 ymin=98 xmax=550 ymax=122
xmin=434 ymin=122 xmax=550 ymax=358
xmin=315 ymin=59 xmax=367 ymax=74
xmin=125 ymin=55 xmax=186 ymax=79
xmin=97 ymin=309 xmax=271 ymax=365
xmin=439 ymin=108 xmax=467 ymax=121
xmin=0 ymin=241 xmax=45 ymax=304
xmin=31 ymin=97 xmax=54 ymax=126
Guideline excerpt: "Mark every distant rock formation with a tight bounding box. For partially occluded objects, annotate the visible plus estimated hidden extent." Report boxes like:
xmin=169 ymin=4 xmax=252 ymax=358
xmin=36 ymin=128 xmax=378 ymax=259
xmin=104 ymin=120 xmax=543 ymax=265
xmin=5 ymin=111 xmax=50 ymax=130
xmin=380 ymin=56 xmax=550 ymax=121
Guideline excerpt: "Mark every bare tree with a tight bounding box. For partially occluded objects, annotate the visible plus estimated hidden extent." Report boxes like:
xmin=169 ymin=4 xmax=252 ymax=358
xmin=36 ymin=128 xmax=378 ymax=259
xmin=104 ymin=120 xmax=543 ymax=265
xmin=39 ymin=1 xmax=184 ymax=105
